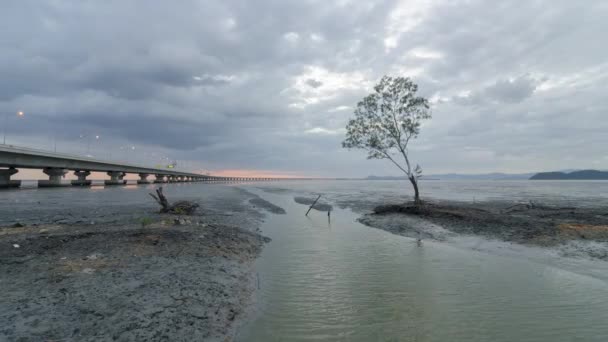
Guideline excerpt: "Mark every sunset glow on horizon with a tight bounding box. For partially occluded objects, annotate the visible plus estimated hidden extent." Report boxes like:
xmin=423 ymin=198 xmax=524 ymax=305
xmin=210 ymin=169 xmax=314 ymax=179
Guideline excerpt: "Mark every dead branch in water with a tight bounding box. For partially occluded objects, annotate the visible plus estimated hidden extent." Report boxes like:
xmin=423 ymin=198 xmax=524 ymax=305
xmin=149 ymin=187 xmax=199 ymax=215
xmin=294 ymin=196 xmax=333 ymax=212
xmin=305 ymin=195 xmax=322 ymax=216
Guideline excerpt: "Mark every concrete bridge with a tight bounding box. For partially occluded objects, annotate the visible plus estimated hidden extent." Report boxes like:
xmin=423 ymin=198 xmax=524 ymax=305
xmin=0 ymin=145 xmax=281 ymax=188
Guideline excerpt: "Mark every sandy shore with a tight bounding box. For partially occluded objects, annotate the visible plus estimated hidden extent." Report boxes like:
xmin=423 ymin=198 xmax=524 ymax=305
xmin=0 ymin=185 xmax=280 ymax=341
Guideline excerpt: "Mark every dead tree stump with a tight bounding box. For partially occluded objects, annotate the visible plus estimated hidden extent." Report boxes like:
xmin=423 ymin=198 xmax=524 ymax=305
xmin=149 ymin=187 xmax=199 ymax=214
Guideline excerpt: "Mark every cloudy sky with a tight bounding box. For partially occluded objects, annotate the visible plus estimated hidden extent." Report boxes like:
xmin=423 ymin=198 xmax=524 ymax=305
xmin=1 ymin=0 xmax=607 ymax=178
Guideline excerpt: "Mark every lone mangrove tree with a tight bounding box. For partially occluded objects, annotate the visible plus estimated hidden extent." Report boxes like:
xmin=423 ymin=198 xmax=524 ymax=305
xmin=342 ymin=76 xmax=431 ymax=203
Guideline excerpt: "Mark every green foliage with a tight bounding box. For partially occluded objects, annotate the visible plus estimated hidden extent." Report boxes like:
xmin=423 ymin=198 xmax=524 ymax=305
xmin=342 ymin=76 xmax=431 ymax=200
xmin=139 ymin=217 xmax=154 ymax=228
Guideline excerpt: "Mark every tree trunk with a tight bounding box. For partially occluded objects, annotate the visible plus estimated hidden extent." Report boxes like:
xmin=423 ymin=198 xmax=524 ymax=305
xmin=149 ymin=187 xmax=170 ymax=212
xmin=409 ymin=175 xmax=421 ymax=204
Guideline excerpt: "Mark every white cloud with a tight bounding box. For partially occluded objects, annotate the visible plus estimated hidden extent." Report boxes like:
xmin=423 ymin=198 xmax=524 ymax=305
xmin=384 ymin=0 xmax=437 ymax=52
xmin=310 ymin=33 xmax=324 ymax=42
xmin=408 ymin=47 xmax=443 ymax=60
xmin=222 ymin=17 xmax=237 ymax=30
xmin=304 ymin=127 xmax=345 ymax=135
xmin=536 ymin=63 xmax=608 ymax=92
xmin=192 ymin=74 xmax=236 ymax=84
xmin=287 ymin=66 xmax=372 ymax=108
xmin=328 ymin=105 xmax=351 ymax=112
xmin=283 ymin=32 xmax=300 ymax=43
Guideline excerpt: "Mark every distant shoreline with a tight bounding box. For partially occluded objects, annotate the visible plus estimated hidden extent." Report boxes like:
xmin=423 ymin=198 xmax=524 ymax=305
xmin=366 ymin=169 xmax=608 ymax=181
xmin=530 ymin=170 xmax=608 ymax=180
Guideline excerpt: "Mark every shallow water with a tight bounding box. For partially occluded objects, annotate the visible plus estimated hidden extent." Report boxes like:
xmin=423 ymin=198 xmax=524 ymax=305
xmin=237 ymin=183 xmax=608 ymax=342
xmin=252 ymin=179 xmax=608 ymax=208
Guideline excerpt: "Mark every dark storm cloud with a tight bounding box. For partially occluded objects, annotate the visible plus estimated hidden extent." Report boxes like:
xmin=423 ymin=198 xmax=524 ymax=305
xmin=1 ymin=0 xmax=608 ymax=176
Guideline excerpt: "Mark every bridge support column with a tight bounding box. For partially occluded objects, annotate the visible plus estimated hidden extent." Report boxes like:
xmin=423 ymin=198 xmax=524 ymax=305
xmin=39 ymin=168 xmax=69 ymax=187
xmin=154 ymin=174 xmax=166 ymax=183
xmin=137 ymin=173 xmax=151 ymax=184
xmin=71 ymin=170 xmax=92 ymax=186
xmin=105 ymin=171 xmax=126 ymax=186
xmin=0 ymin=167 xmax=21 ymax=188
xmin=168 ymin=175 xmax=177 ymax=183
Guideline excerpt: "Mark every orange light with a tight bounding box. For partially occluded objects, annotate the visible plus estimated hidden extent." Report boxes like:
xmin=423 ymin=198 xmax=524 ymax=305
xmin=17 ymin=111 xmax=24 ymax=116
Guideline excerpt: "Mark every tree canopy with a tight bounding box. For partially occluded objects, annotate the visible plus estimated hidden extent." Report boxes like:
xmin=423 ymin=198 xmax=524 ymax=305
xmin=343 ymin=76 xmax=431 ymax=202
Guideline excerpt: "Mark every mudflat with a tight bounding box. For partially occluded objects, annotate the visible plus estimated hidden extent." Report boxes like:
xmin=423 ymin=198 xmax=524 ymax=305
xmin=358 ymin=200 xmax=608 ymax=260
xmin=0 ymin=185 xmax=275 ymax=342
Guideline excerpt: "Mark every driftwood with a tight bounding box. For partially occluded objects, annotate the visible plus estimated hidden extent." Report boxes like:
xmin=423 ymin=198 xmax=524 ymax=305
xmin=149 ymin=187 xmax=199 ymax=215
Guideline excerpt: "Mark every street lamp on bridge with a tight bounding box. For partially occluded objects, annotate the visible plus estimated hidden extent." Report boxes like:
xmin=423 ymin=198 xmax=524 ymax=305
xmin=78 ymin=133 xmax=101 ymax=157
xmin=2 ymin=111 xmax=25 ymax=145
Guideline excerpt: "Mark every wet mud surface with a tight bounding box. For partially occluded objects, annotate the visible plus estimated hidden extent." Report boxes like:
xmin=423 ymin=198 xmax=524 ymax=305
xmin=358 ymin=200 xmax=608 ymax=260
xmin=247 ymin=193 xmax=286 ymax=215
xmin=0 ymin=185 xmax=280 ymax=341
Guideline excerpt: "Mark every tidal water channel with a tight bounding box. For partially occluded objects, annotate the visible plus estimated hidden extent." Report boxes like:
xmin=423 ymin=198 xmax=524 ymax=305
xmin=237 ymin=184 xmax=608 ymax=342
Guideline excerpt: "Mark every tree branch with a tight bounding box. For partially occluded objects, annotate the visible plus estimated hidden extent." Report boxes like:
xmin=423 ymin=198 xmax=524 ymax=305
xmin=365 ymin=147 xmax=410 ymax=175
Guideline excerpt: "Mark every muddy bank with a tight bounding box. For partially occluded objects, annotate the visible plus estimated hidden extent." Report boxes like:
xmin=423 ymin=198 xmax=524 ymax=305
xmin=294 ymin=196 xmax=333 ymax=212
xmin=245 ymin=191 xmax=286 ymax=215
xmin=0 ymin=185 xmax=281 ymax=341
xmin=357 ymin=200 xmax=608 ymax=260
